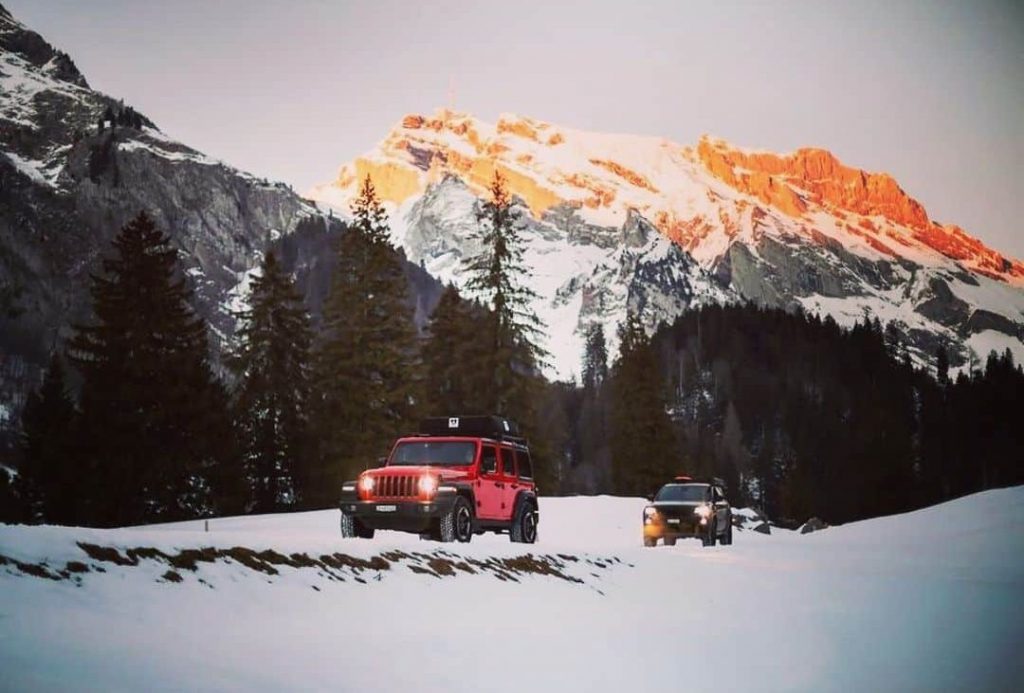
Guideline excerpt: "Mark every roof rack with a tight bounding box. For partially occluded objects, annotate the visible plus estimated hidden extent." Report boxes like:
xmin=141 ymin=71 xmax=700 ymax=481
xmin=418 ymin=415 xmax=525 ymax=443
xmin=673 ymin=475 xmax=726 ymax=487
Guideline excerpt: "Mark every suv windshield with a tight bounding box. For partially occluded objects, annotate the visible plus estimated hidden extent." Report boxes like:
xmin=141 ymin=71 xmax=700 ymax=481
xmin=389 ymin=441 xmax=477 ymax=467
xmin=655 ymin=484 xmax=709 ymax=502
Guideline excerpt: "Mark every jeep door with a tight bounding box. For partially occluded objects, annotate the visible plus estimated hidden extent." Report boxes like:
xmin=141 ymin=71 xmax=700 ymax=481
xmin=498 ymin=446 xmax=518 ymax=519
xmin=475 ymin=445 xmax=504 ymax=520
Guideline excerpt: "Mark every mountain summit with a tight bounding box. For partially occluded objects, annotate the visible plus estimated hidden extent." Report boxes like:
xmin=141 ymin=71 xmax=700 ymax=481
xmin=310 ymin=109 xmax=1024 ymax=376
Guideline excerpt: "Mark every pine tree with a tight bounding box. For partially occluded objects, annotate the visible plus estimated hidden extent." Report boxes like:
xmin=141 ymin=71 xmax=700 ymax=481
xmin=311 ymin=177 xmax=417 ymax=505
xmin=68 ymin=211 xmax=233 ymax=526
xmin=936 ymin=344 xmax=950 ymax=386
xmin=421 ymin=284 xmax=490 ymax=414
xmin=0 ymin=468 xmax=16 ymax=523
xmin=609 ymin=315 xmax=676 ymax=496
xmin=16 ymin=354 xmax=76 ymax=523
xmin=582 ymin=323 xmax=608 ymax=391
xmin=463 ymin=170 xmax=548 ymax=417
xmin=230 ymin=250 xmax=312 ymax=512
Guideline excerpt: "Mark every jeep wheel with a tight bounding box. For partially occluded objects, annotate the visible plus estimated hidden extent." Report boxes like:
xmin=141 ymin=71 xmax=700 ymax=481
xmin=340 ymin=512 xmax=354 ymax=538
xmin=510 ymin=501 xmax=538 ymax=544
xmin=664 ymin=537 xmax=677 ymax=546
xmin=439 ymin=496 xmax=474 ymax=543
xmin=340 ymin=513 xmax=374 ymax=539
xmin=643 ymin=537 xmax=657 ymax=547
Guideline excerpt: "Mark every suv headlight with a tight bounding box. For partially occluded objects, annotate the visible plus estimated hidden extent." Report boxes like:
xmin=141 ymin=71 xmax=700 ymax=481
xmin=358 ymin=475 xmax=375 ymax=493
xmin=694 ymin=504 xmax=712 ymax=519
xmin=418 ymin=474 xmax=438 ymax=497
xmin=643 ymin=506 xmax=659 ymax=524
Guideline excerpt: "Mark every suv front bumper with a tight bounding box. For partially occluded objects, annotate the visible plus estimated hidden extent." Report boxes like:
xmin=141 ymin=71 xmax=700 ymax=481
xmin=339 ymin=493 xmax=458 ymax=533
xmin=644 ymin=520 xmax=707 ymax=541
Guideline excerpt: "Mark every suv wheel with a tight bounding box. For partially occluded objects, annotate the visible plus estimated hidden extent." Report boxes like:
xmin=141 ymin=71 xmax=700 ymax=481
xmin=663 ymin=537 xmax=677 ymax=546
xmin=702 ymin=521 xmax=716 ymax=547
xmin=438 ymin=496 xmax=474 ymax=543
xmin=721 ymin=516 xmax=734 ymax=546
xmin=340 ymin=512 xmax=354 ymax=538
xmin=643 ymin=537 xmax=657 ymax=547
xmin=510 ymin=501 xmax=537 ymax=544
xmin=340 ymin=512 xmax=374 ymax=539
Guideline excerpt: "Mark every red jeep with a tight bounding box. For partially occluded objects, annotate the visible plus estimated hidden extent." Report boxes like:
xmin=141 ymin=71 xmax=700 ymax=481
xmin=338 ymin=416 xmax=539 ymax=543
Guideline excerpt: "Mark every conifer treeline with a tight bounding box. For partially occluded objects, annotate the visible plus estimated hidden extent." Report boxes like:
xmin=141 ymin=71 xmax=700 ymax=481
xmin=6 ymin=175 xmax=1022 ymax=528
xmin=581 ymin=305 xmax=1024 ymax=526
xmin=10 ymin=172 xmax=552 ymax=526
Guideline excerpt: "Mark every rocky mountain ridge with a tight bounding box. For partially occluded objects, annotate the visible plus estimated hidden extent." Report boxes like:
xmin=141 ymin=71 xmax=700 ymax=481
xmin=309 ymin=108 xmax=1024 ymax=376
xmin=0 ymin=5 xmax=443 ymax=443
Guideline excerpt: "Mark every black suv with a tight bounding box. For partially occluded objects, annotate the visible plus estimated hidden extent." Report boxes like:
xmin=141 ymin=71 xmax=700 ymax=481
xmin=642 ymin=477 xmax=732 ymax=547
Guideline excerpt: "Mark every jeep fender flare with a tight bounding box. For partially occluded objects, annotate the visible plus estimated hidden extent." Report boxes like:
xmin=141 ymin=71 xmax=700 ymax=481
xmin=512 ymin=491 xmax=538 ymax=523
xmin=440 ymin=481 xmax=476 ymax=512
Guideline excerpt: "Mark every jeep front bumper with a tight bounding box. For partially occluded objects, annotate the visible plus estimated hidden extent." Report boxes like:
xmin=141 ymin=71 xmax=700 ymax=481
xmin=339 ymin=492 xmax=458 ymax=533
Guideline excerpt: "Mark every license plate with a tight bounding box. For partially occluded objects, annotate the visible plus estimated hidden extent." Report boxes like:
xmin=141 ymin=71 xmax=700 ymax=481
xmin=375 ymin=505 xmax=397 ymax=512
xmin=668 ymin=519 xmax=680 ymax=524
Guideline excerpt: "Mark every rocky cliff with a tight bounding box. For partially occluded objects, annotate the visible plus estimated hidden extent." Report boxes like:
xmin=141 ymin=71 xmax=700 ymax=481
xmin=0 ymin=5 xmax=443 ymax=449
xmin=309 ymin=109 xmax=1024 ymax=377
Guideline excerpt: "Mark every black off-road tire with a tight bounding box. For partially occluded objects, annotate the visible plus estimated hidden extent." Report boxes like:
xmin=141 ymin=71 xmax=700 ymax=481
xmin=702 ymin=521 xmax=716 ymax=547
xmin=340 ymin=513 xmax=374 ymax=539
xmin=664 ymin=536 xmax=677 ymax=546
xmin=438 ymin=496 xmax=474 ymax=543
xmin=510 ymin=500 xmax=538 ymax=544
xmin=340 ymin=512 xmax=355 ymax=538
xmin=721 ymin=516 xmax=734 ymax=545
xmin=643 ymin=537 xmax=658 ymax=547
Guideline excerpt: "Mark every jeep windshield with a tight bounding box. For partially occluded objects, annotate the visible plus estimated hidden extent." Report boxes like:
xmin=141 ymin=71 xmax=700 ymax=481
xmin=655 ymin=484 xmax=709 ymax=502
xmin=389 ymin=441 xmax=477 ymax=467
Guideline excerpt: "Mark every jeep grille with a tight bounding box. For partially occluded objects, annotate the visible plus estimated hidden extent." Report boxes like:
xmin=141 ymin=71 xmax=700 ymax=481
xmin=373 ymin=475 xmax=419 ymax=499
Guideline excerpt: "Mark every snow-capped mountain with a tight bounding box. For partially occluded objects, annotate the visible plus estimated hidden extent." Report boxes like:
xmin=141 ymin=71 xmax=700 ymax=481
xmin=310 ymin=109 xmax=1024 ymax=377
xmin=0 ymin=4 xmax=444 ymax=438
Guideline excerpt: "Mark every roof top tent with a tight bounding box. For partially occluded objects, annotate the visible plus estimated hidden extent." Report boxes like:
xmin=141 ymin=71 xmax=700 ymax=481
xmin=418 ymin=415 xmax=523 ymax=443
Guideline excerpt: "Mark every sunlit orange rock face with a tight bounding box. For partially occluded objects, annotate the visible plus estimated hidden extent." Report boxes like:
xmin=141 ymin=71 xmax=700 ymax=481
xmin=321 ymin=111 xmax=1021 ymax=284
xmin=697 ymin=137 xmax=1024 ymax=279
xmin=589 ymin=159 xmax=659 ymax=194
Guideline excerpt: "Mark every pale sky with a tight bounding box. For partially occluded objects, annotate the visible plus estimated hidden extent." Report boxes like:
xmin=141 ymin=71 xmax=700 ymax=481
xmin=7 ymin=0 xmax=1023 ymax=257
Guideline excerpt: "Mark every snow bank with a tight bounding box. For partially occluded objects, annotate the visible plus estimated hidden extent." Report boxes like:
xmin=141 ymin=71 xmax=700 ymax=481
xmin=2 ymin=489 xmax=1022 ymax=691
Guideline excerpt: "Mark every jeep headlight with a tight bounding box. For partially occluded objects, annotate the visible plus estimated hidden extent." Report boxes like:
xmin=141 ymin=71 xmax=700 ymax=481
xmin=358 ymin=475 xmax=375 ymax=493
xmin=418 ymin=474 xmax=438 ymax=496
xmin=643 ymin=506 xmax=659 ymax=524
xmin=694 ymin=504 xmax=712 ymax=519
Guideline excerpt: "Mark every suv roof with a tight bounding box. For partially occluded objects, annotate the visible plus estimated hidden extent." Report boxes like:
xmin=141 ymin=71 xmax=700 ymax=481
xmin=396 ymin=434 xmax=529 ymax=451
xmin=671 ymin=476 xmax=726 ymax=488
xmin=418 ymin=416 xmax=527 ymax=446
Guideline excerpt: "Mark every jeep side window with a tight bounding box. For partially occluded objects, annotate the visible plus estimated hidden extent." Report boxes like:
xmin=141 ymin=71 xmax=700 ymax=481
xmin=516 ymin=450 xmax=533 ymax=479
xmin=480 ymin=446 xmax=498 ymax=475
xmin=500 ymin=448 xmax=516 ymax=477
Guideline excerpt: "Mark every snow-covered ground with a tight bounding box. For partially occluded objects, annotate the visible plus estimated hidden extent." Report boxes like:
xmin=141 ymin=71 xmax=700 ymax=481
xmin=2 ymin=489 xmax=1022 ymax=691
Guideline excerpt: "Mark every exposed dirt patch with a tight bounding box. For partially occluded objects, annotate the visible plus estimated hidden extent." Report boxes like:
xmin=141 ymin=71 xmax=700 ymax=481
xmin=2 ymin=544 xmax=623 ymax=591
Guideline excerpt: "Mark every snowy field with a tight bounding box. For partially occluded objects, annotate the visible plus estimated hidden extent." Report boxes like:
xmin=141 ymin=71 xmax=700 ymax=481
xmin=2 ymin=488 xmax=1023 ymax=692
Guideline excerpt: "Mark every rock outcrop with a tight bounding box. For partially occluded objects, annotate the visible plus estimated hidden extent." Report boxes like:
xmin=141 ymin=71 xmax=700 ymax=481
xmin=310 ymin=110 xmax=1024 ymax=376
xmin=0 ymin=5 xmax=445 ymax=450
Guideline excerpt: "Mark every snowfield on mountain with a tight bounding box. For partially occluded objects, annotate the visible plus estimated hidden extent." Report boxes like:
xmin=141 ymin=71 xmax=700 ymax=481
xmin=309 ymin=110 xmax=1024 ymax=378
xmin=2 ymin=488 xmax=1022 ymax=691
